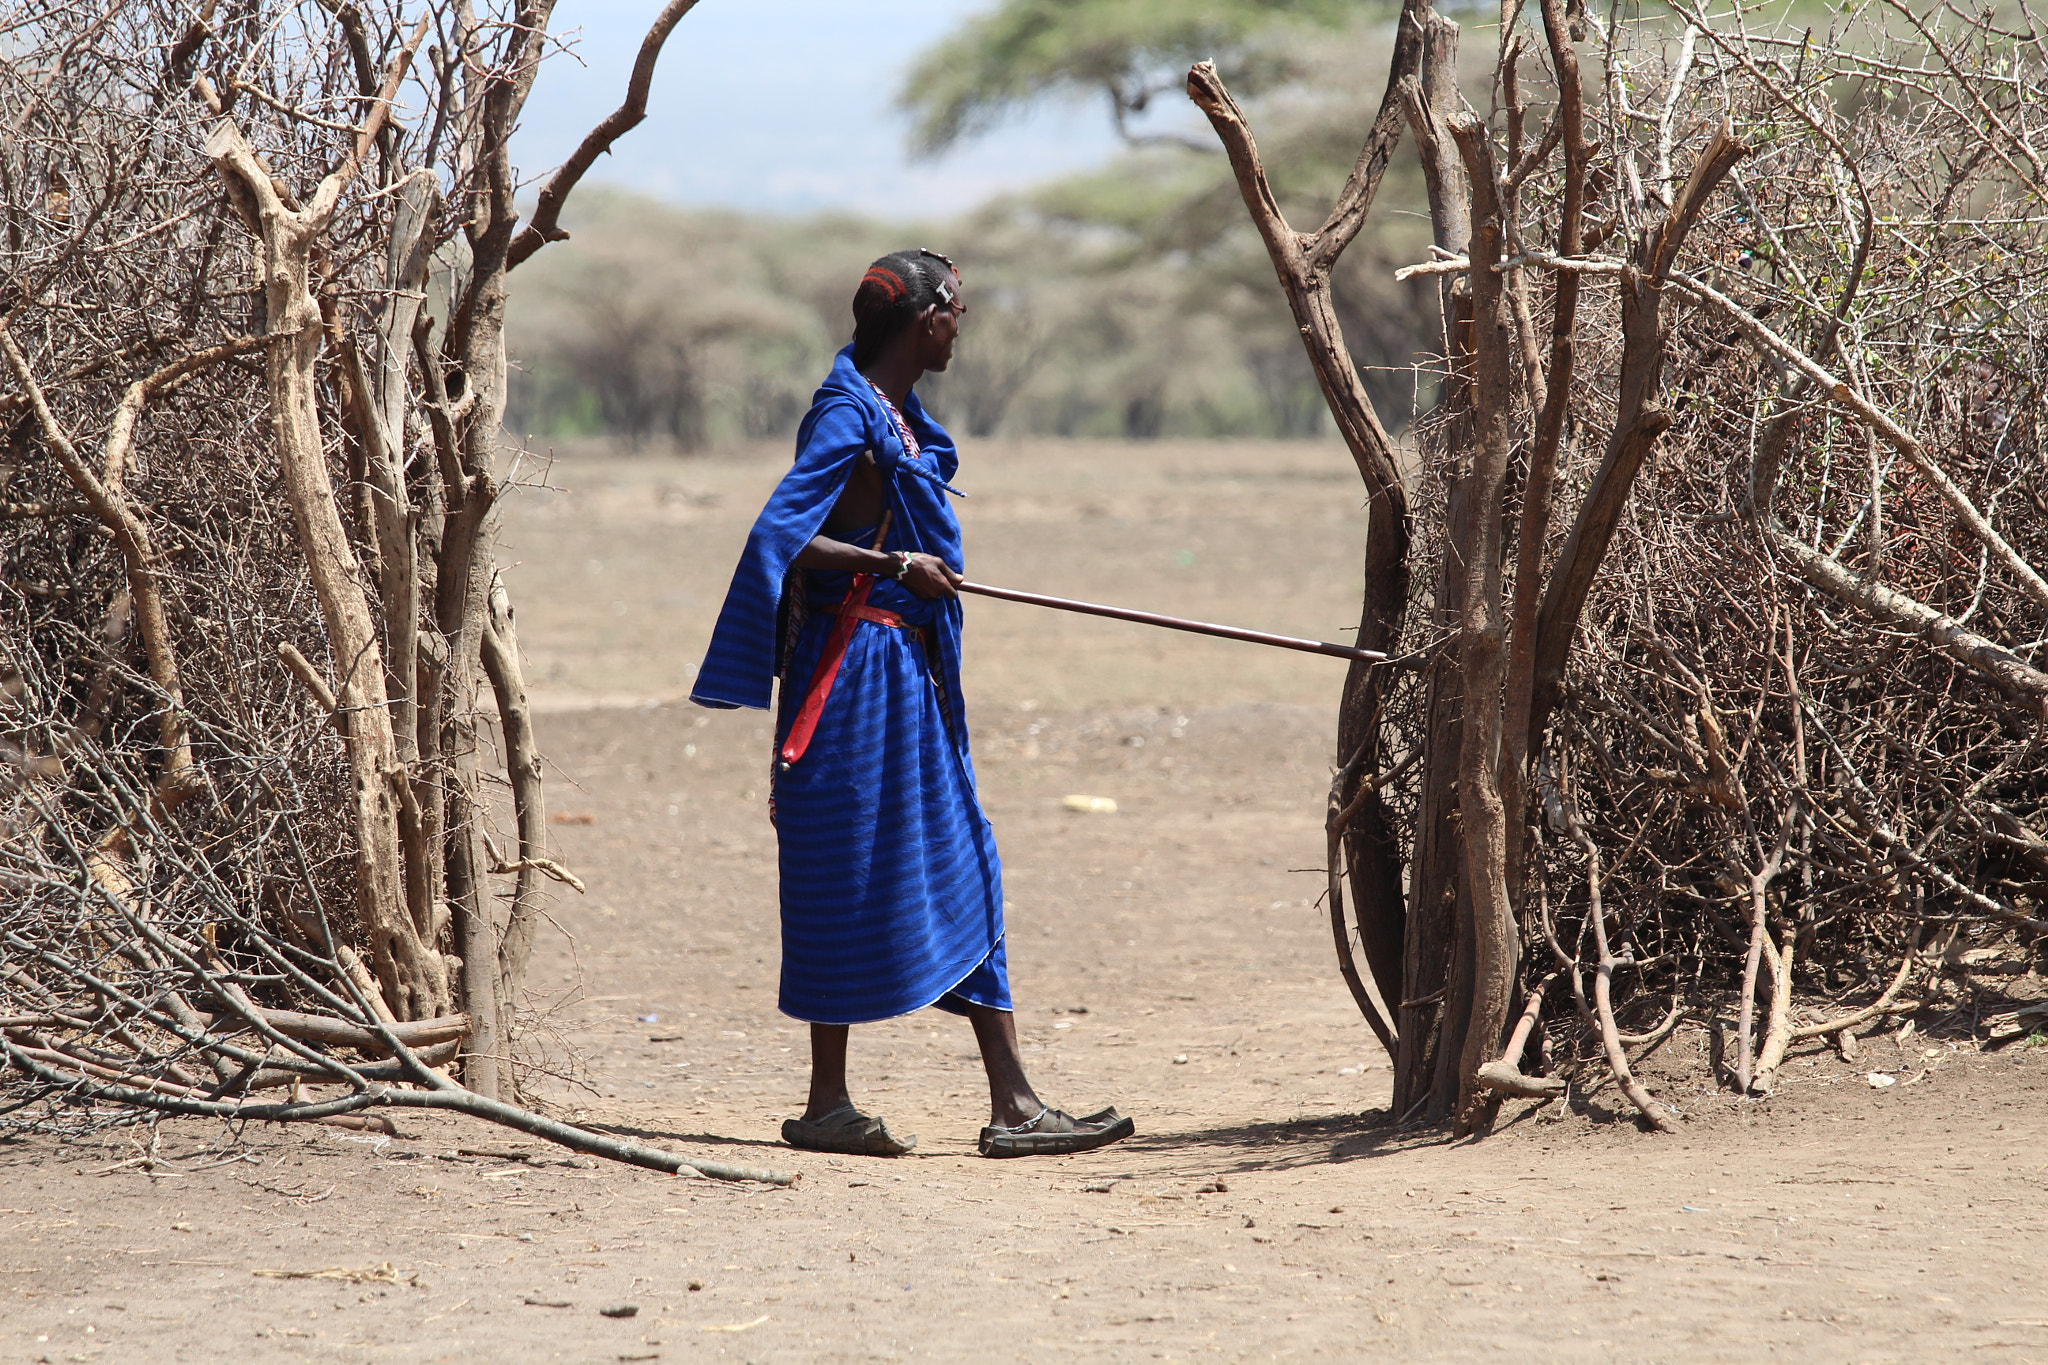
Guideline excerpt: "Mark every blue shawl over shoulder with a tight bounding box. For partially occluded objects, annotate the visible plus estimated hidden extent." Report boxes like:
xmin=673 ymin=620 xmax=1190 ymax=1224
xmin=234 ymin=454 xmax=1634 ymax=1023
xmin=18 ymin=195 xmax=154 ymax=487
xmin=690 ymin=346 xmax=967 ymax=730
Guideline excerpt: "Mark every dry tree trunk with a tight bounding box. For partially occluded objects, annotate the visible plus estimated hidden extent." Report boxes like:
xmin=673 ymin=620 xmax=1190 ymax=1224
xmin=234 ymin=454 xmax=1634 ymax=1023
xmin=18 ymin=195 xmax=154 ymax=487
xmin=1444 ymin=112 xmax=1519 ymax=1136
xmin=1393 ymin=12 xmax=1477 ymax=1124
xmin=482 ymin=572 xmax=576 ymax=1052
xmin=339 ymin=168 xmax=442 ymax=958
xmin=202 ymin=32 xmax=451 ymax=1023
xmin=1186 ymin=0 xmax=1430 ymax=1051
xmin=1525 ymin=124 xmax=1749 ymax=737
xmin=1495 ymin=0 xmax=1593 ymax=926
xmin=1424 ymin=116 xmax=1743 ymax=1127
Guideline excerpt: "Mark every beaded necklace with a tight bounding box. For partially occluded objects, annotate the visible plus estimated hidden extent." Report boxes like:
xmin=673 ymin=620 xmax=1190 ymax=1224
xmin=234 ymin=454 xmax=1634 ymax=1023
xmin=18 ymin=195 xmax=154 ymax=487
xmin=862 ymin=375 xmax=922 ymax=462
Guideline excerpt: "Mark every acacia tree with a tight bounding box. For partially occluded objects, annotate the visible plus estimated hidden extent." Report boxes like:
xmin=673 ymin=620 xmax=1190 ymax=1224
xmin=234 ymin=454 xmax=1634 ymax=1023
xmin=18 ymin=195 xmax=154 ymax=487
xmin=0 ymin=0 xmax=782 ymax=1167
xmin=1193 ymin=0 xmax=2046 ymax=1130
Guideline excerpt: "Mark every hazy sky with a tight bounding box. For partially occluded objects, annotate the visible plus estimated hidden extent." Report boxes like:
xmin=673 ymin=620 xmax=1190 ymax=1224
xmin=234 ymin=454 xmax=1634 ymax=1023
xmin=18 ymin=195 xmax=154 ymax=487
xmin=511 ymin=0 xmax=1127 ymax=217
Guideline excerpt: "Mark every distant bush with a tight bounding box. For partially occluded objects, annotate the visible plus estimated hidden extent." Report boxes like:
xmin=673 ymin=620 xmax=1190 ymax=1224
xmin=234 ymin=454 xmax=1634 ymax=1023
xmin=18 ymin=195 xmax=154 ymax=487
xmin=505 ymin=18 xmax=1437 ymax=451
xmin=504 ymin=196 xmax=898 ymax=447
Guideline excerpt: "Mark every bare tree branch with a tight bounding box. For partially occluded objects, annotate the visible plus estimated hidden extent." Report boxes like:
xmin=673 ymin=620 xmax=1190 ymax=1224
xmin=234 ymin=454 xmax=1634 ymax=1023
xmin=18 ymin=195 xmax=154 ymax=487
xmin=506 ymin=0 xmax=702 ymax=270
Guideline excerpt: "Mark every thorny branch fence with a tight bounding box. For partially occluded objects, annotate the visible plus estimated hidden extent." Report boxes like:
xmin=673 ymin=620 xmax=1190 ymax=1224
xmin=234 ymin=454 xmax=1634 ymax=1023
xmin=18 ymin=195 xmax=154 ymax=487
xmin=1194 ymin=0 xmax=2047 ymax=1131
xmin=0 ymin=0 xmax=796 ymax=1180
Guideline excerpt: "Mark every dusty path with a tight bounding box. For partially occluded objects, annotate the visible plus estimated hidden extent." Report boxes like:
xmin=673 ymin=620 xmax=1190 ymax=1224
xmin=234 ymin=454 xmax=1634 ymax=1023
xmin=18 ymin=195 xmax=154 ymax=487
xmin=5 ymin=443 xmax=2046 ymax=1363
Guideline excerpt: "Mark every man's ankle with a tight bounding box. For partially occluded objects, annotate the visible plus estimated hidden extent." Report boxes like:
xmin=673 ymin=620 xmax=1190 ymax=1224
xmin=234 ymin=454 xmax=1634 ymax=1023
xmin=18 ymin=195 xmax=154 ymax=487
xmin=989 ymin=1094 xmax=1042 ymax=1128
xmin=803 ymin=1092 xmax=855 ymax=1121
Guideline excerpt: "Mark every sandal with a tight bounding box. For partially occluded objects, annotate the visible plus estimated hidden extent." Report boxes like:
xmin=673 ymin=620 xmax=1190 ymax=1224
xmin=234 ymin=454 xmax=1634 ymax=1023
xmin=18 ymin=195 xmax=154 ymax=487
xmin=977 ymin=1104 xmax=1135 ymax=1158
xmin=782 ymin=1105 xmax=917 ymax=1156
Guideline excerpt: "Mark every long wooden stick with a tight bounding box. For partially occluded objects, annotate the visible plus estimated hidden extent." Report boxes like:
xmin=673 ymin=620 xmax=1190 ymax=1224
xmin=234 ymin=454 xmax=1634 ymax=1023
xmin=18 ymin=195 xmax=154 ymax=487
xmin=958 ymin=581 xmax=1413 ymax=666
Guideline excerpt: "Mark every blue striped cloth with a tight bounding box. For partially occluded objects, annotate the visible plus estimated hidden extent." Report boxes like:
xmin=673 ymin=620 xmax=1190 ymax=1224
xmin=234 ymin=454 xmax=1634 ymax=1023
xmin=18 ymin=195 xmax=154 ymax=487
xmin=692 ymin=348 xmax=1008 ymax=1025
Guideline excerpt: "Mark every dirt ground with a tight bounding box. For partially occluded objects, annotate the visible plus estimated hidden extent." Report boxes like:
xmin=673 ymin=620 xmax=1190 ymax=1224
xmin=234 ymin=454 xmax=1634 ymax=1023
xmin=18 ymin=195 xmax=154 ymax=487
xmin=5 ymin=440 xmax=2048 ymax=1364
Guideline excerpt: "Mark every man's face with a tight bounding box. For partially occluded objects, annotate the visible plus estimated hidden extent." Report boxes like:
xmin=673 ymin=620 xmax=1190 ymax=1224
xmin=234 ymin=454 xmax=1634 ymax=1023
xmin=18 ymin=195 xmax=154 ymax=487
xmin=919 ymin=268 xmax=966 ymax=371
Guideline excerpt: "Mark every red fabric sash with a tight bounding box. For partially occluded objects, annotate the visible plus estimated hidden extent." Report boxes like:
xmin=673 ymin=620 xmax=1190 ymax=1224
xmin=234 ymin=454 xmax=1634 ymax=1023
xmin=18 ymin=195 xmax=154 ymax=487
xmin=779 ymin=513 xmax=895 ymax=771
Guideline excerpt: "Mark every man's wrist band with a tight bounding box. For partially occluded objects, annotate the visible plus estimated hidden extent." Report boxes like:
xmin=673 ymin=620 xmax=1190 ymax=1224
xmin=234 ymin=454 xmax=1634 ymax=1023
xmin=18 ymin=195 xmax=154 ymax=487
xmin=890 ymin=552 xmax=914 ymax=580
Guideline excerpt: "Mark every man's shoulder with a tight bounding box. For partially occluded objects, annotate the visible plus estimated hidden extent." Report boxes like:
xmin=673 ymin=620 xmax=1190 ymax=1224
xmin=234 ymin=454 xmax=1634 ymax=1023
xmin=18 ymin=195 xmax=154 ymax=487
xmin=798 ymin=388 xmax=880 ymax=454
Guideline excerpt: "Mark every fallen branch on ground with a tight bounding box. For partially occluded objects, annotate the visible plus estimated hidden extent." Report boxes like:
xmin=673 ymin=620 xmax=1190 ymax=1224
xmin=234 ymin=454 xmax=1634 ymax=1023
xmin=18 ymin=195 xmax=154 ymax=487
xmin=4 ymin=1033 xmax=796 ymax=1186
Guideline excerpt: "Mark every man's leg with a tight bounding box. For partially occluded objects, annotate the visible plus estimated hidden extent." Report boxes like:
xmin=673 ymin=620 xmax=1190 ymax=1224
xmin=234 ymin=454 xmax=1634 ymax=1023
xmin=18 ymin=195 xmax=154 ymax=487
xmin=802 ymin=1023 xmax=853 ymax=1121
xmin=965 ymin=1003 xmax=1046 ymax=1127
xmin=787 ymin=1023 xmax=917 ymax=1154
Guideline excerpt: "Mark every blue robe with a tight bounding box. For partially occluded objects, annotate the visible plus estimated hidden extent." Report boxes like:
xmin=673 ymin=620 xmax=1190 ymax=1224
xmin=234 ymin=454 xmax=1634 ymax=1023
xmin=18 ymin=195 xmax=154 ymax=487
xmin=692 ymin=347 xmax=1008 ymax=1026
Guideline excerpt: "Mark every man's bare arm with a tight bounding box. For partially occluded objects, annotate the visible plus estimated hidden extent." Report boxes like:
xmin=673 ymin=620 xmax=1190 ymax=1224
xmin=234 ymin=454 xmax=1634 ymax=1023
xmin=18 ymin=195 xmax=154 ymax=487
xmin=794 ymin=454 xmax=958 ymax=597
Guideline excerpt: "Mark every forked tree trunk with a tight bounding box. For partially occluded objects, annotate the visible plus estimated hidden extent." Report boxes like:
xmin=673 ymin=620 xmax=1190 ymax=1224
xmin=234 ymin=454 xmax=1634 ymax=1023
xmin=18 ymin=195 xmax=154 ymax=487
xmin=1393 ymin=14 xmax=1476 ymax=1122
xmin=206 ymin=92 xmax=451 ymax=1023
xmin=192 ymin=0 xmax=693 ymax=1088
xmin=1188 ymin=2 xmax=1428 ymax=1052
xmin=1193 ymin=0 xmax=1755 ymax=1130
xmin=1445 ymin=113 xmax=1518 ymax=1136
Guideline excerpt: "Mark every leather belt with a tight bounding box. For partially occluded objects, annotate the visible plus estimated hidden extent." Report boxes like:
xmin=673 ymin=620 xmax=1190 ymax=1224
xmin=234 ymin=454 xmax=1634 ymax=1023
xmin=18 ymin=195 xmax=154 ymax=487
xmin=816 ymin=601 xmax=926 ymax=642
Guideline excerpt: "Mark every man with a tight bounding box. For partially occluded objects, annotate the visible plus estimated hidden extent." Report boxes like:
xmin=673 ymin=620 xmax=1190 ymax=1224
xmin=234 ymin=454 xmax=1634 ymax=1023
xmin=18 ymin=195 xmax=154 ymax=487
xmin=693 ymin=248 xmax=1133 ymax=1159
